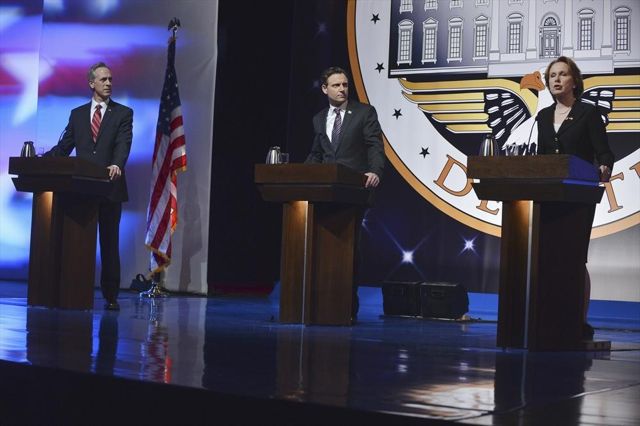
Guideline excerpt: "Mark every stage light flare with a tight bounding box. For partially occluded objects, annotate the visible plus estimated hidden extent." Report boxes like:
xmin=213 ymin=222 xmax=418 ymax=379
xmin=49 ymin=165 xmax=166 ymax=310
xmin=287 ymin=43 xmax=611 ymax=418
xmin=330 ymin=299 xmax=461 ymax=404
xmin=460 ymin=236 xmax=477 ymax=255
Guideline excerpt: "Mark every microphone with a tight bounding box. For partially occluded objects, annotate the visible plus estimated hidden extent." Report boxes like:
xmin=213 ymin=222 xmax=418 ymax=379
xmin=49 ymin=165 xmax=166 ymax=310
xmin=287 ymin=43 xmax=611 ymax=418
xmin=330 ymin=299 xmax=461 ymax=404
xmin=44 ymin=125 xmax=69 ymax=157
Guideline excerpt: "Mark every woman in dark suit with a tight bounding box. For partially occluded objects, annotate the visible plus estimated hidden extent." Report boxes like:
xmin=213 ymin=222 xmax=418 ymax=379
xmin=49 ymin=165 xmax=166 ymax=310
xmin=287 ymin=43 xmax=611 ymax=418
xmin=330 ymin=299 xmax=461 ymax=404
xmin=536 ymin=56 xmax=614 ymax=339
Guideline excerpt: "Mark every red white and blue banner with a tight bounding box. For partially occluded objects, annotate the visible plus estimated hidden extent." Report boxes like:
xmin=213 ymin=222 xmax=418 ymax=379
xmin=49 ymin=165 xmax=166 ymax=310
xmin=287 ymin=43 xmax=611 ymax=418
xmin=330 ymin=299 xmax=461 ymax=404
xmin=0 ymin=1 xmax=216 ymax=293
xmin=145 ymin=36 xmax=187 ymax=274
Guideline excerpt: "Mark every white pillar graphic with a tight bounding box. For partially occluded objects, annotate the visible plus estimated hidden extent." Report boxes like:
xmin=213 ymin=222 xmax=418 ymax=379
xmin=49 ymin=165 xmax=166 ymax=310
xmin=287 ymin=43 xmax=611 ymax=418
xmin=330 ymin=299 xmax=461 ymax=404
xmin=562 ymin=0 xmax=574 ymax=56
xmin=602 ymin=0 xmax=612 ymax=56
xmin=489 ymin=0 xmax=500 ymax=60
xmin=526 ymin=0 xmax=537 ymax=59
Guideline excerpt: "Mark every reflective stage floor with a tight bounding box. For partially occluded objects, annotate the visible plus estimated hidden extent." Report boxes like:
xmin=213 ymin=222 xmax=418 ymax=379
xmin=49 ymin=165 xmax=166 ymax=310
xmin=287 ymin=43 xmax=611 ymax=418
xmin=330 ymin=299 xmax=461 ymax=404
xmin=1 ymin=281 xmax=639 ymax=425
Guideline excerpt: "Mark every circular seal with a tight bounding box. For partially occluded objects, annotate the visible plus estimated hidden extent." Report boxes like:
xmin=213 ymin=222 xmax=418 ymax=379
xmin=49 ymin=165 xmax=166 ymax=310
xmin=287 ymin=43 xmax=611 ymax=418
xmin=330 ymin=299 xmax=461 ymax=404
xmin=348 ymin=0 xmax=640 ymax=238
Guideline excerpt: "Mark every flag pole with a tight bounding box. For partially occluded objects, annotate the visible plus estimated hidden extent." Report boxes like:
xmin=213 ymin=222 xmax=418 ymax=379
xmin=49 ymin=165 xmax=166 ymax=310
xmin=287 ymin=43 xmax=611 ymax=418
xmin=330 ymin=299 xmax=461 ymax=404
xmin=141 ymin=17 xmax=184 ymax=299
xmin=141 ymin=271 xmax=169 ymax=299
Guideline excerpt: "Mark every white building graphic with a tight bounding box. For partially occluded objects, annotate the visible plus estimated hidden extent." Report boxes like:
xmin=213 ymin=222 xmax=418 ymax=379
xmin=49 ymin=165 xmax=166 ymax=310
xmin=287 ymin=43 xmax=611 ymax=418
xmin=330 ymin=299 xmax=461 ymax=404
xmin=389 ymin=0 xmax=640 ymax=77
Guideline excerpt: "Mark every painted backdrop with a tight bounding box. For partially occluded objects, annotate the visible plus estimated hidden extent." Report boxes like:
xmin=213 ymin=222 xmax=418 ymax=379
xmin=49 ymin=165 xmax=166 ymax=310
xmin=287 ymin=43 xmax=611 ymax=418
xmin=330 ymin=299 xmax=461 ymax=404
xmin=0 ymin=0 xmax=217 ymax=293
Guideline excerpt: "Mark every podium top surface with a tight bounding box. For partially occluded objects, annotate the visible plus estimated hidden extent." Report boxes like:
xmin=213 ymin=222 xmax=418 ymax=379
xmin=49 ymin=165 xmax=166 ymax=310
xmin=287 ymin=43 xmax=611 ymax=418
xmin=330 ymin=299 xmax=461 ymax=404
xmin=467 ymin=155 xmax=599 ymax=182
xmin=467 ymin=155 xmax=604 ymax=203
xmin=9 ymin=157 xmax=112 ymax=196
xmin=255 ymin=163 xmax=365 ymax=186
xmin=9 ymin=157 xmax=109 ymax=179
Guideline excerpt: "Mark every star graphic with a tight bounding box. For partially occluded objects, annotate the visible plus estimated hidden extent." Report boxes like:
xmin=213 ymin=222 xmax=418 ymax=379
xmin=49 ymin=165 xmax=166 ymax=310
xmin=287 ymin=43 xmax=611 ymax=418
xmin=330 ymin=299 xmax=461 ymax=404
xmin=4 ymin=52 xmax=47 ymax=124
xmin=371 ymin=14 xmax=380 ymax=24
xmin=393 ymin=109 xmax=402 ymax=119
xmin=375 ymin=63 xmax=385 ymax=73
xmin=420 ymin=147 xmax=430 ymax=157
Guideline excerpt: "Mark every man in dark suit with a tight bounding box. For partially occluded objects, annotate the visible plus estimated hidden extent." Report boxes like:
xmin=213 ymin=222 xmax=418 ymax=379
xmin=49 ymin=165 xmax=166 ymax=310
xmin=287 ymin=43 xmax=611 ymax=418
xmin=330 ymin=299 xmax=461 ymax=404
xmin=306 ymin=66 xmax=385 ymax=186
xmin=305 ymin=66 xmax=385 ymax=317
xmin=46 ymin=62 xmax=133 ymax=311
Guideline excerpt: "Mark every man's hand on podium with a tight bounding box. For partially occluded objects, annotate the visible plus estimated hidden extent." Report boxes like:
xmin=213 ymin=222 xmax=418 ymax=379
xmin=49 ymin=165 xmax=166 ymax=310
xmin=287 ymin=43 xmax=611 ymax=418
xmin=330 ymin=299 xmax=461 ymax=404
xmin=364 ymin=172 xmax=380 ymax=188
xmin=107 ymin=165 xmax=121 ymax=180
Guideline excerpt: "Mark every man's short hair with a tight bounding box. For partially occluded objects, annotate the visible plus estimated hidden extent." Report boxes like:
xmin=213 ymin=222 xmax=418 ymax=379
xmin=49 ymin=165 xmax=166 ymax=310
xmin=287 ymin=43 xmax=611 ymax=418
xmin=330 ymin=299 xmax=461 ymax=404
xmin=88 ymin=62 xmax=110 ymax=82
xmin=320 ymin=66 xmax=349 ymax=86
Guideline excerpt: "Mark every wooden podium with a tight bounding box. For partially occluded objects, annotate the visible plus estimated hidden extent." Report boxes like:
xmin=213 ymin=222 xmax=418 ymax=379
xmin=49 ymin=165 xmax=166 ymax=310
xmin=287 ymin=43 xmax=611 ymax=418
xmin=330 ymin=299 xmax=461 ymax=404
xmin=467 ymin=155 xmax=610 ymax=351
xmin=9 ymin=157 xmax=112 ymax=310
xmin=255 ymin=164 xmax=370 ymax=325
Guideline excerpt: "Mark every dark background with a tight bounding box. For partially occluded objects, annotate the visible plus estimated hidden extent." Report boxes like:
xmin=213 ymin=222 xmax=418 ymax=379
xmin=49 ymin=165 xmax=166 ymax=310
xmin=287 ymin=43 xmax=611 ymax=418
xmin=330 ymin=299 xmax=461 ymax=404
xmin=207 ymin=0 xmax=501 ymax=294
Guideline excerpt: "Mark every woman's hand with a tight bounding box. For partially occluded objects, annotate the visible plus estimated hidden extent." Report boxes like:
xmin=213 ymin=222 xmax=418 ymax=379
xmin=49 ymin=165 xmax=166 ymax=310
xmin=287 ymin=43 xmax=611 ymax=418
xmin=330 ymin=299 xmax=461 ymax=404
xmin=599 ymin=165 xmax=611 ymax=182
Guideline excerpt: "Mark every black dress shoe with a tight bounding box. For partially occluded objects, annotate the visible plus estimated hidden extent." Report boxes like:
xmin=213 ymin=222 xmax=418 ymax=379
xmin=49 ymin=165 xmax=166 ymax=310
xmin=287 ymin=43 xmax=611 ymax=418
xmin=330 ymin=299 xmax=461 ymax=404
xmin=105 ymin=301 xmax=120 ymax=311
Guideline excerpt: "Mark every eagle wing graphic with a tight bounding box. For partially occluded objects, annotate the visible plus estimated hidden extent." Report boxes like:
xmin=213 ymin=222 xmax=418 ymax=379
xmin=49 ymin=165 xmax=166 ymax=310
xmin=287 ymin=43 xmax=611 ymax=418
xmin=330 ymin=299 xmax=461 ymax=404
xmin=582 ymin=75 xmax=640 ymax=132
xmin=399 ymin=77 xmax=541 ymax=149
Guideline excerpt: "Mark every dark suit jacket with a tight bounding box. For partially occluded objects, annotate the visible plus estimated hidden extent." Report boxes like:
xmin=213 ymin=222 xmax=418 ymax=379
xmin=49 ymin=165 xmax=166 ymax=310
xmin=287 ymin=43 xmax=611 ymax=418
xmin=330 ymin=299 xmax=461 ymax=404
xmin=47 ymin=100 xmax=133 ymax=202
xmin=537 ymin=101 xmax=614 ymax=168
xmin=305 ymin=100 xmax=385 ymax=178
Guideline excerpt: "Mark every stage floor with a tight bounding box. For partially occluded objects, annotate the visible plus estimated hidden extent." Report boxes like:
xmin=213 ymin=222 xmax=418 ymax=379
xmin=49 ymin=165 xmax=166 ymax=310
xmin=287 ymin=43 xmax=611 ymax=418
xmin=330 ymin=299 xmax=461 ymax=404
xmin=1 ymin=281 xmax=639 ymax=425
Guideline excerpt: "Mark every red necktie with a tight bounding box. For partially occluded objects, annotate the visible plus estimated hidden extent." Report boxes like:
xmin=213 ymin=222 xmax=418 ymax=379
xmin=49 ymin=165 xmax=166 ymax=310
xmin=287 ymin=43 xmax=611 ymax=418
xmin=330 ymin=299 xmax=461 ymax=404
xmin=91 ymin=104 xmax=102 ymax=142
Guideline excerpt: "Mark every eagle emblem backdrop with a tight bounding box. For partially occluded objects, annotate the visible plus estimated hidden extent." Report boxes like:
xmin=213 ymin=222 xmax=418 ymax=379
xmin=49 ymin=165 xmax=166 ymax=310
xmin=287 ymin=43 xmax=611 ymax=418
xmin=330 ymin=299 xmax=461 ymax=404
xmin=348 ymin=0 xmax=639 ymax=239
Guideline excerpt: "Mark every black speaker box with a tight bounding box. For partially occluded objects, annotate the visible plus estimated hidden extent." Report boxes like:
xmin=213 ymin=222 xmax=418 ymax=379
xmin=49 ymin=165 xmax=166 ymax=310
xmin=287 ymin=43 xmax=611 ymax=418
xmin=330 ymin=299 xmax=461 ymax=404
xmin=419 ymin=282 xmax=469 ymax=319
xmin=382 ymin=281 xmax=422 ymax=316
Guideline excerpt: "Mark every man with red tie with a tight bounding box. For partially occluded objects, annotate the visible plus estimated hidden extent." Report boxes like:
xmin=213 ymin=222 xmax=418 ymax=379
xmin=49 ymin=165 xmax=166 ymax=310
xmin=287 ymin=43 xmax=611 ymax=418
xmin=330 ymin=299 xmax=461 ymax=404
xmin=45 ymin=62 xmax=133 ymax=311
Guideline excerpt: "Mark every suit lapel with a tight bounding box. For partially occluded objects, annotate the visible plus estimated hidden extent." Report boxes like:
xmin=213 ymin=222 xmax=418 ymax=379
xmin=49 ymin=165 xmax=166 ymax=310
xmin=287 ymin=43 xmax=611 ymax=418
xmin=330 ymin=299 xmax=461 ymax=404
xmin=79 ymin=103 xmax=93 ymax=141
xmin=557 ymin=102 xmax=586 ymax=136
xmin=540 ymin=107 xmax=555 ymax=136
xmin=96 ymin=101 xmax=116 ymax=143
xmin=318 ymin=107 xmax=332 ymax=146
xmin=334 ymin=104 xmax=356 ymax=154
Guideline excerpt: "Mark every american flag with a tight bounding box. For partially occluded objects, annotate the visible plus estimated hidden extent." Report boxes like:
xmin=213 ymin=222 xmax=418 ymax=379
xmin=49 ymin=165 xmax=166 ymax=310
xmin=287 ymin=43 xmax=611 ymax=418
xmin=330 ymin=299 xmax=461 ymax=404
xmin=145 ymin=36 xmax=187 ymax=274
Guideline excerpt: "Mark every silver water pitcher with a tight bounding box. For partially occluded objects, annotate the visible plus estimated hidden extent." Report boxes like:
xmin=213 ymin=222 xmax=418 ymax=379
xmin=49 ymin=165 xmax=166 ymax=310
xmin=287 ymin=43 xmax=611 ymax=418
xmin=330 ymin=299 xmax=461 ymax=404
xmin=479 ymin=135 xmax=499 ymax=156
xmin=20 ymin=141 xmax=36 ymax=158
xmin=265 ymin=146 xmax=281 ymax=164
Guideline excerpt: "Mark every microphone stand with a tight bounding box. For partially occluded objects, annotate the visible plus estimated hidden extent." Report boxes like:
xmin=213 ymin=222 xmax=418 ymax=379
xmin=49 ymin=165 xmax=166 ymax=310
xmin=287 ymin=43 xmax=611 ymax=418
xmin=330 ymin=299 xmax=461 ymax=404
xmin=523 ymin=116 xmax=538 ymax=155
